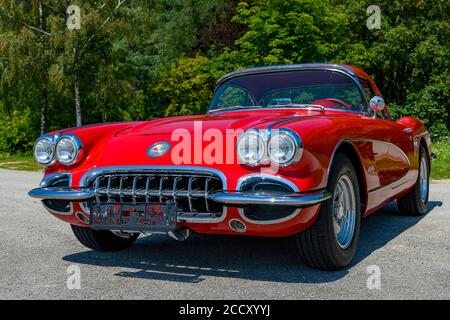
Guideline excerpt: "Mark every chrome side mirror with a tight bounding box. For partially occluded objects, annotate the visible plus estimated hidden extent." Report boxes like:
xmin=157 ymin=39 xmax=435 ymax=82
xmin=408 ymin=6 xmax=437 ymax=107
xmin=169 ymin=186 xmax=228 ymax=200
xmin=370 ymin=96 xmax=385 ymax=115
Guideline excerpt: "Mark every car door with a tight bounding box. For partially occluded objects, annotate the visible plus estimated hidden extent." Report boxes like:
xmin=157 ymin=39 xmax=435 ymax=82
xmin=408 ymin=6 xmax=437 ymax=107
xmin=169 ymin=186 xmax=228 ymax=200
xmin=359 ymin=76 xmax=410 ymax=186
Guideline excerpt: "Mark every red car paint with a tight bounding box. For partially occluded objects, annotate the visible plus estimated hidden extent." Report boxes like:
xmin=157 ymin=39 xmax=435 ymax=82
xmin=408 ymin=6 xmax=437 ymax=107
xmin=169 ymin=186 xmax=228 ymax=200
xmin=37 ymin=64 xmax=432 ymax=237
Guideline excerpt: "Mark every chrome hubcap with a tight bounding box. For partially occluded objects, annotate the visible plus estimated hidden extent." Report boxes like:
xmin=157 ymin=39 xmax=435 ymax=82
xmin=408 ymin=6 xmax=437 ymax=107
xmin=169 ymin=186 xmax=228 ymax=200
xmin=419 ymin=156 xmax=429 ymax=204
xmin=332 ymin=175 xmax=356 ymax=249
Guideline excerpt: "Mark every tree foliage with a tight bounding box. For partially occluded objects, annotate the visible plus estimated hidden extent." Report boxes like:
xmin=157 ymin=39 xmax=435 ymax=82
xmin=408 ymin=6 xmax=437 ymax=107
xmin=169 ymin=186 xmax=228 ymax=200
xmin=0 ymin=0 xmax=449 ymax=153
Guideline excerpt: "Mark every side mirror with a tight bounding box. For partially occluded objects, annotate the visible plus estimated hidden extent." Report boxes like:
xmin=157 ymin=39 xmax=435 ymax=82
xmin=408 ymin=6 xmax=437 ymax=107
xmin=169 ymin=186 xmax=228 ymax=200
xmin=370 ymin=96 xmax=385 ymax=114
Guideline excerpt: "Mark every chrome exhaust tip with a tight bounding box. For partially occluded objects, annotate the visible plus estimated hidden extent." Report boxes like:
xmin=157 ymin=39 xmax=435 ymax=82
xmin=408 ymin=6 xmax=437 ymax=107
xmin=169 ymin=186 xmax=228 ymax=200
xmin=229 ymin=219 xmax=247 ymax=233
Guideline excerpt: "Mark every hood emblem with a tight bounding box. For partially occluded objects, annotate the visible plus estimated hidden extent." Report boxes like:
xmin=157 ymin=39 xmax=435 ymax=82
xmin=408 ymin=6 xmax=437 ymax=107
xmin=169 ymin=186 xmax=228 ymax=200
xmin=147 ymin=142 xmax=171 ymax=158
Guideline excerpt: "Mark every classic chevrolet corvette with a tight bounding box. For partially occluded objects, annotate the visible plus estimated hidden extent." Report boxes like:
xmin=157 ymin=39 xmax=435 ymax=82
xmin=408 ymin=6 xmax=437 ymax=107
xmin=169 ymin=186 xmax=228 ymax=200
xmin=29 ymin=63 xmax=433 ymax=270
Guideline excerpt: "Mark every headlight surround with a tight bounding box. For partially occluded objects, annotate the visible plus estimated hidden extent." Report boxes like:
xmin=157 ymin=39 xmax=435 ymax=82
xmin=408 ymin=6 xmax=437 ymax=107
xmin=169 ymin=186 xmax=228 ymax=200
xmin=237 ymin=130 xmax=266 ymax=166
xmin=55 ymin=134 xmax=82 ymax=166
xmin=33 ymin=136 xmax=55 ymax=165
xmin=268 ymin=129 xmax=303 ymax=166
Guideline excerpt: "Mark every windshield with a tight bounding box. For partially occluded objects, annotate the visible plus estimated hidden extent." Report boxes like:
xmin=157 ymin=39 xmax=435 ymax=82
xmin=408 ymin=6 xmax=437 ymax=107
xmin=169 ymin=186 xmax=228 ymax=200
xmin=209 ymin=70 xmax=367 ymax=113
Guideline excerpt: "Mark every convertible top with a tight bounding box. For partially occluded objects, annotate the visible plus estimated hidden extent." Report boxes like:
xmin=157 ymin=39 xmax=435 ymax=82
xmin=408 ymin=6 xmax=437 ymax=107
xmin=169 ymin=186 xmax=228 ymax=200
xmin=216 ymin=63 xmax=359 ymax=87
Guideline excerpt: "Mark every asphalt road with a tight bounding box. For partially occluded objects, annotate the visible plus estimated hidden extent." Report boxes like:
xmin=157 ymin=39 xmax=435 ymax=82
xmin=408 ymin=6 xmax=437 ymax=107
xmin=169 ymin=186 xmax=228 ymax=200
xmin=0 ymin=169 xmax=449 ymax=300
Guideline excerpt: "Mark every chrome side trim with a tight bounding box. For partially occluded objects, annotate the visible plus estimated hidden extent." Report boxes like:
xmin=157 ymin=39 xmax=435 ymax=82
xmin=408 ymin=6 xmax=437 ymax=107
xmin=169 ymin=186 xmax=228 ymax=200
xmin=209 ymin=190 xmax=331 ymax=207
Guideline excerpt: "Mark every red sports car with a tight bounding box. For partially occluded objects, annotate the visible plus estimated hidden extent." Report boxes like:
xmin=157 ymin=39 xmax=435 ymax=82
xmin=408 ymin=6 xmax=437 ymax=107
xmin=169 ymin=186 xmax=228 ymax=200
xmin=29 ymin=63 xmax=433 ymax=270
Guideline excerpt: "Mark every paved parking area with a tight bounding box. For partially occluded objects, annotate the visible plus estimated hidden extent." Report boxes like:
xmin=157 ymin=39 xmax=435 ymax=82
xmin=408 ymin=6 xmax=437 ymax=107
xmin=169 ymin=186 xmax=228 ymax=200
xmin=0 ymin=169 xmax=448 ymax=299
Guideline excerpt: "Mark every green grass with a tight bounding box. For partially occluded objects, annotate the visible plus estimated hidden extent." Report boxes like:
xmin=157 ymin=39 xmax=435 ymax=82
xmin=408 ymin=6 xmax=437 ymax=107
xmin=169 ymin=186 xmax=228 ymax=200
xmin=0 ymin=140 xmax=449 ymax=179
xmin=0 ymin=152 xmax=42 ymax=172
xmin=431 ymin=139 xmax=450 ymax=180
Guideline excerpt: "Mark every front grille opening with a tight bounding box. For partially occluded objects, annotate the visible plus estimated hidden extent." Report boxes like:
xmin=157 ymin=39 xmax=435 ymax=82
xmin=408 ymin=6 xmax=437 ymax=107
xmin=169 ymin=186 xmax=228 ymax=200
xmin=42 ymin=174 xmax=71 ymax=213
xmin=88 ymin=171 xmax=224 ymax=219
xmin=240 ymin=176 xmax=298 ymax=222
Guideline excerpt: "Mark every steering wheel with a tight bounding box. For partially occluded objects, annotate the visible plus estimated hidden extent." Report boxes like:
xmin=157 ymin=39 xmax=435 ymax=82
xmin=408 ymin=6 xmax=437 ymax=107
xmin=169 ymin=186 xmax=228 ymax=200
xmin=312 ymin=98 xmax=352 ymax=110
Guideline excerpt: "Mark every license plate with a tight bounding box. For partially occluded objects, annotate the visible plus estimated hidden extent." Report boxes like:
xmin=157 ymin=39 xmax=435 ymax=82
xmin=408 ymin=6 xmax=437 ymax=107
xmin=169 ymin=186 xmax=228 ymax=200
xmin=89 ymin=202 xmax=177 ymax=233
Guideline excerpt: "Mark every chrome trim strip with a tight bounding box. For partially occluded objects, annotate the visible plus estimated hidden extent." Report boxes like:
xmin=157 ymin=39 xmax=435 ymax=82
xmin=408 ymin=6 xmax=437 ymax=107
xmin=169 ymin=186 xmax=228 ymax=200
xmin=236 ymin=174 xmax=299 ymax=192
xmin=209 ymin=106 xmax=367 ymax=116
xmin=42 ymin=202 xmax=74 ymax=216
xmin=241 ymin=209 xmax=300 ymax=225
xmin=209 ymin=190 xmax=331 ymax=207
xmin=39 ymin=172 xmax=72 ymax=187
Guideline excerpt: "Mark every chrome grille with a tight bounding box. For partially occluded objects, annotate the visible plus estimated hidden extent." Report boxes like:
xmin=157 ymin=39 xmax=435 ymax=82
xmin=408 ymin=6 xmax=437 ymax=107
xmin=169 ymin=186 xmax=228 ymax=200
xmin=87 ymin=171 xmax=224 ymax=220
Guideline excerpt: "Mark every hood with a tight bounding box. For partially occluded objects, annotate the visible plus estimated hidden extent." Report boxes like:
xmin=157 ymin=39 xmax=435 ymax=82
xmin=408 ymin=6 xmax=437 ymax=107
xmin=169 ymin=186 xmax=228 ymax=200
xmin=118 ymin=109 xmax=324 ymax=136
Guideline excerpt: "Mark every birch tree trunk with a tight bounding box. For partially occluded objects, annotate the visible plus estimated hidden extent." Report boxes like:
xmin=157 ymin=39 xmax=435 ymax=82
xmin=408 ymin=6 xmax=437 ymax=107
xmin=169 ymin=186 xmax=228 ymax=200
xmin=73 ymin=46 xmax=82 ymax=127
xmin=74 ymin=75 xmax=82 ymax=127
xmin=38 ymin=0 xmax=46 ymax=134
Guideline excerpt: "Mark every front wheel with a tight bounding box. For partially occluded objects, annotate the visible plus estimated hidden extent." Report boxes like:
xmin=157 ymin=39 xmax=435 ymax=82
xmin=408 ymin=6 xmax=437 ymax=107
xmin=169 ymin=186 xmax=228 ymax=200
xmin=71 ymin=225 xmax=139 ymax=251
xmin=296 ymin=153 xmax=361 ymax=270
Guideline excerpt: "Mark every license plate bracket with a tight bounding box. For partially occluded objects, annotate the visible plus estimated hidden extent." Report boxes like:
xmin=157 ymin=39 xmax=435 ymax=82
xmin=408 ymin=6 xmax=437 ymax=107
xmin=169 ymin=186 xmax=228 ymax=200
xmin=89 ymin=202 xmax=177 ymax=233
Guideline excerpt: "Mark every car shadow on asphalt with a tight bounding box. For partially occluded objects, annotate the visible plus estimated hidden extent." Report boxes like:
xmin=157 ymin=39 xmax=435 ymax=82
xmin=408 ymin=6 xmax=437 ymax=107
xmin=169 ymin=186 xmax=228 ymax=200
xmin=63 ymin=201 xmax=442 ymax=284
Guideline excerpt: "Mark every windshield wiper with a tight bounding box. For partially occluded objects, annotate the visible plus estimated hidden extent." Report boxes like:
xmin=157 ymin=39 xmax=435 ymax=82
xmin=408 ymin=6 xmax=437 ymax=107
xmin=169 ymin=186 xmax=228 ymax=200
xmin=208 ymin=105 xmax=263 ymax=113
xmin=268 ymin=103 xmax=325 ymax=111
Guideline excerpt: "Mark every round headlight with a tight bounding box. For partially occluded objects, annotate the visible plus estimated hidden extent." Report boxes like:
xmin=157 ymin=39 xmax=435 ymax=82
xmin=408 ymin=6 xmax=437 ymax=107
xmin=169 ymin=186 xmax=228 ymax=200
xmin=33 ymin=137 xmax=55 ymax=165
xmin=268 ymin=129 xmax=303 ymax=166
xmin=56 ymin=135 xmax=82 ymax=166
xmin=237 ymin=131 xmax=266 ymax=166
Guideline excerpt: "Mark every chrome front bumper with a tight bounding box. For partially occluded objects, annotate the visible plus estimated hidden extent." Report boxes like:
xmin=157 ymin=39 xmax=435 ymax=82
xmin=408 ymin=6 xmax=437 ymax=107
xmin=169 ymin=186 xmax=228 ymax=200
xmin=209 ymin=190 xmax=331 ymax=207
xmin=29 ymin=187 xmax=94 ymax=201
xmin=28 ymin=187 xmax=331 ymax=207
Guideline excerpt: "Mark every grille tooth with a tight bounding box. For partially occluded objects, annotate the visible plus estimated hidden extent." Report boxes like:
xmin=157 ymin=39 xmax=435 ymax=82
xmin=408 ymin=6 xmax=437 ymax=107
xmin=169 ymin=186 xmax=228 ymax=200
xmin=89 ymin=171 xmax=223 ymax=218
xmin=131 ymin=176 xmax=139 ymax=204
xmin=187 ymin=177 xmax=196 ymax=212
xmin=172 ymin=177 xmax=181 ymax=207
xmin=205 ymin=177 xmax=211 ymax=212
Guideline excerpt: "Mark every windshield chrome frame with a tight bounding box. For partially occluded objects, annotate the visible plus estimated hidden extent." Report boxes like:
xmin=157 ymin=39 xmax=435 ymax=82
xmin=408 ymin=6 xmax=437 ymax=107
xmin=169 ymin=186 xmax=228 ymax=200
xmin=208 ymin=66 xmax=372 ymax=117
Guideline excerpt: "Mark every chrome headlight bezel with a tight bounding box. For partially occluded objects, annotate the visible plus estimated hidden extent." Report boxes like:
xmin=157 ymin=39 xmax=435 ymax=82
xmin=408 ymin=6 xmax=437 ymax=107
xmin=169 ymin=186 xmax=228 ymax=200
xmin=33 ymin=135 xmax=56 ymax=166
xmin=236 ymin=129 xmax=267 ymax=167
xmin=55 ymin=134 xmax=83 ymax=166
xmin=267 ymin=129 xmax=303 ymax=167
